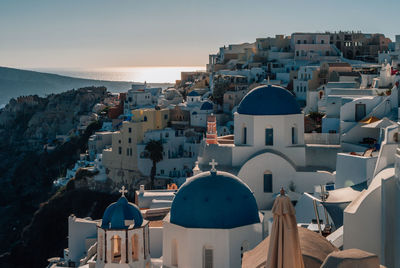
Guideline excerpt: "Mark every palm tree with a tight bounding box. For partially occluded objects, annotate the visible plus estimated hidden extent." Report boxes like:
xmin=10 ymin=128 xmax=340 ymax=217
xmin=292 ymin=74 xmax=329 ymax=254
xmin=144 ymin=139 xmax=164 ymax=189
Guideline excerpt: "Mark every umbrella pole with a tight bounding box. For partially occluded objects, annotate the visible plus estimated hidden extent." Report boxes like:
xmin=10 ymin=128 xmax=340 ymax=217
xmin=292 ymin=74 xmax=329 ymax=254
xmin=320 ymin=185 xmax=330 ymax=228
xmin=312 ymin=199 xmax=322 ymax=234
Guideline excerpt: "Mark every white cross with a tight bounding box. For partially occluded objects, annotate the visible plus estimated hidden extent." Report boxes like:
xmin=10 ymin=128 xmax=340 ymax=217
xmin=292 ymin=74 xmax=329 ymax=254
xmin=209 ymin=159 xmax=218 ymax=172
xmin=119 ymin=185 xmax=128 ymax=197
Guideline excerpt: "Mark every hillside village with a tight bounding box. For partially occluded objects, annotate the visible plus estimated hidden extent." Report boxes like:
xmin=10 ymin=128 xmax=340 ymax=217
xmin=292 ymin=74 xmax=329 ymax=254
xmin=3 ymin=31 xmax=400 ymax=267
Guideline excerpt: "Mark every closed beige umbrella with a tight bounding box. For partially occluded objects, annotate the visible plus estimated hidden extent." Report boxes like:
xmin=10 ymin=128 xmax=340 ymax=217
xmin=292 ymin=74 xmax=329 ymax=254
xmin=266 ymin=189 xmax=305 ymax=268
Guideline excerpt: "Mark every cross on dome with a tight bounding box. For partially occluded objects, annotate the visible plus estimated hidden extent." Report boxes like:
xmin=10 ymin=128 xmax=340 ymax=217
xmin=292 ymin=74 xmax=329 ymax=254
xmin=119 ymin=185 xmax=128 ymax=197
xmin=209 ymin=159 xmax=218 ymax=172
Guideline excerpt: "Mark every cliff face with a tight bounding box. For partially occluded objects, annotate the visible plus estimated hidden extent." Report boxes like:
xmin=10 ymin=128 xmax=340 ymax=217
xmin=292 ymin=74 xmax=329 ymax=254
xmin=0 ymin=87 xmax=107 ymax=266
xmin=0 ymin=86 xmax=106 ymax=148
xmin=1 ymin=187 xmax=120 ymax=268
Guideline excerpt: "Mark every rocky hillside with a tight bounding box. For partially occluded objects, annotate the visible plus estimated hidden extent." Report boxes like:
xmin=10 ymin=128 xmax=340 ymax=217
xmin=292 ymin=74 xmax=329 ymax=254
xmin=0 ymin=186 xmax=122 ymax=268
xmin=0 ymin=66 xmax=133 ymax=105
xmin=0 ymin=86 xmax=106 ymax=145
xmin=0 ymin=87 xmax=108 ymax=267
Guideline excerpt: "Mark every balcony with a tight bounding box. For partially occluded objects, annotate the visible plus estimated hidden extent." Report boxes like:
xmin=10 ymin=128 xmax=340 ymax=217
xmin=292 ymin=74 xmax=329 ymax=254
xmin=304 ymin=133 xmax=340 ymax=145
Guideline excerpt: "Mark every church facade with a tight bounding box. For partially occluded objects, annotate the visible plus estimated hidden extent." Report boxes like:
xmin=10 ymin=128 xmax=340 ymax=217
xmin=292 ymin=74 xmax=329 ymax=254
xmin=197 ymin=85 xmax=334 ymax=209
xmin=162 ymin=170 xmax=263 ymax=268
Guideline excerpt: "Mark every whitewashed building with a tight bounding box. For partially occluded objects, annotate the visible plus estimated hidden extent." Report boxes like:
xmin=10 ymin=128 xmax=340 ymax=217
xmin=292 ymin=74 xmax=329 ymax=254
xmin=197 ymin=85 xmax=335 ymax=210
xmin=137 ymin=128 xmax=202 ymax=186
xmin=162 ymin=168 xmax=264 ymax=268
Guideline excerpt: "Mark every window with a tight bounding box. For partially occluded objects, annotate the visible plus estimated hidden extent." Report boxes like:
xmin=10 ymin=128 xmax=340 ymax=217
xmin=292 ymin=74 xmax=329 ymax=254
xmin=296 ymin=51 xmax=299 ymax=57
xmin=297 ymin=40 xmax=301 ymax=44
xmin=130 ymin=148 xmax=133 ymax=156
xmin=144 ymin=116 xmax=147 ymax=122
xmin=164 ymin=114 xmax=168 ymax=120
xmin=242 ymin=127 xmax=247 ymax=145
xmin=321 ymin=39 xmax=325 ymax=44
xmin=292 ymin=126 xmax=298 ymax=144
xmin=111 ymin=235 xmax=122 ymax=263
xmin=265 ymin=128 xmax=273 ymax=145
xmin=132 ymin=234 xmax=139 ymax=261
xmin=263 ymin=171 xmax=273 ymax=193
xmin=161 ymin=169 xmax=164 ymax=175
xmin=118 ymin=139 xmax=121 ymax=144
xmin=171 ymin=239 xmax=178 ymax=267
xmin=128 ymin=138 xmax=131 ymax=143
xmin=203 ymin=246 xmax=213 ymax=268
xmin=127 ymin=148 xmax=129 ymax=156
xmin=129 ymin=127 xmax=132 ymax=133
xmin=118 ymin=147 xmax=122 ymax=155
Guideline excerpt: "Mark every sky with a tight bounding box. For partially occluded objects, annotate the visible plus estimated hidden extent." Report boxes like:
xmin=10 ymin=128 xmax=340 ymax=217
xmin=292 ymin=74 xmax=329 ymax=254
xmin=0 ymin=0 xmax=399 ymax=69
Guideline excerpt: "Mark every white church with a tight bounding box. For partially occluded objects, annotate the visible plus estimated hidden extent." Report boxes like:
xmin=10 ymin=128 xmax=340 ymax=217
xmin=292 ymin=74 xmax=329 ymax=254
xmin=162 ymin=164 xmax=263 ymax=268
xmin=197 ymin=84 xmax=335 ymax=209
xmin=51 ymin=163 xmax=266 ymax=268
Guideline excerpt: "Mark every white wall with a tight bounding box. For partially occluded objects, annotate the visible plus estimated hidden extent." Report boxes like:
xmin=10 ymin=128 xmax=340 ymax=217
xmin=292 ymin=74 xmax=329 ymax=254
xmin=325 ymin=96 xmax=343 ymax=118
xmin=237 ymin=152 xmax=334 ymax=210
xmin=233 ymin=113 xmax=306 ymax=167
xmin=150 ymin=227 xmax=163 ymax=258
xmin=305 ymin=91 xmax=320 ymax=113
xmin=162 ymin=221 xmax=262 ymax=268
xmin=373 ymin=126 xmax=398 ymax=178
xmin=97 ymin=224 xmax=150 ymax=267
xmin=322 ymin=117 xmax=340 ymax=133
xmin=342 ymin=169 xmax=394 ymax=263
xmin=340 ymin=96 xmax=381 ymax=123
xmin=68 ymin=216 xmax=98 ymax=264
xmin=335 ymin=153 xmax=378 ymax=188
xmin=343 ymin=184 xmax=381 ymax=257
xmin=237 ymin=152 xmax=296 ymax=209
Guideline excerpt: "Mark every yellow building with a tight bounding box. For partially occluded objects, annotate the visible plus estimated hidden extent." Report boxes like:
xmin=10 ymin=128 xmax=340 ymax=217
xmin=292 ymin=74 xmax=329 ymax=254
xmin=102 ymin=108 xmax=170 ymax=185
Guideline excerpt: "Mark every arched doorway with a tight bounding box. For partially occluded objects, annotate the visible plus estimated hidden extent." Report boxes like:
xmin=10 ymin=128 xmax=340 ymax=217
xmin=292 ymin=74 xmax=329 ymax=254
xmin=111 ymin=235 xmax=122 ymax=263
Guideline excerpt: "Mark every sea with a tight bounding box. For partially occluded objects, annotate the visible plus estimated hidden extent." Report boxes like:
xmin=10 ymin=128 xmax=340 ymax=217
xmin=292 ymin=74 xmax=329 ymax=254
xmin=33 ymin=66 xmax=206 ymax=84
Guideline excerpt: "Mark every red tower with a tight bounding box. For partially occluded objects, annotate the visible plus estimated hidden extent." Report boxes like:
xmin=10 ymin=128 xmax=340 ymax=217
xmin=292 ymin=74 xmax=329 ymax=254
xmin=206 ymin=114 xmax=218 ymax=145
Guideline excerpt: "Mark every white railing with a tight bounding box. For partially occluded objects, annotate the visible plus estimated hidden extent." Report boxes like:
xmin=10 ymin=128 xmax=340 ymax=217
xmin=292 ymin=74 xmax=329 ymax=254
xmin=304 ymin=133 xmax=340 ymax=145
xmin=80 ymin=242 xmax=97 ymax=266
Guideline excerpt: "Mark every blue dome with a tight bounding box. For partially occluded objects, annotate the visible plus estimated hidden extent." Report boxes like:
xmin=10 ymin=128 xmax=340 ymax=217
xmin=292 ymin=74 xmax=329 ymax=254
xmin=101 ymin=196 xmax=143 ymax=229
xmin=237 ymin=85 xmax=301 ymax=115
xmin=188 ymin=91 xmax=200 ymax=97
xmin=170 ymin=171 xmax=260 ymax=229
xmin=200 ymin=101 xmax=213 ymax=110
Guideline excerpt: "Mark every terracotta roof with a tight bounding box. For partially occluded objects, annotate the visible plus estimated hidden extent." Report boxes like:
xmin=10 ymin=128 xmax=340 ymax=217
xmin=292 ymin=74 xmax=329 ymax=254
xmin=242 ymin=227 xmax=338 ymax=268
xmin=321 ymin=248 xmax=381 ymax=268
